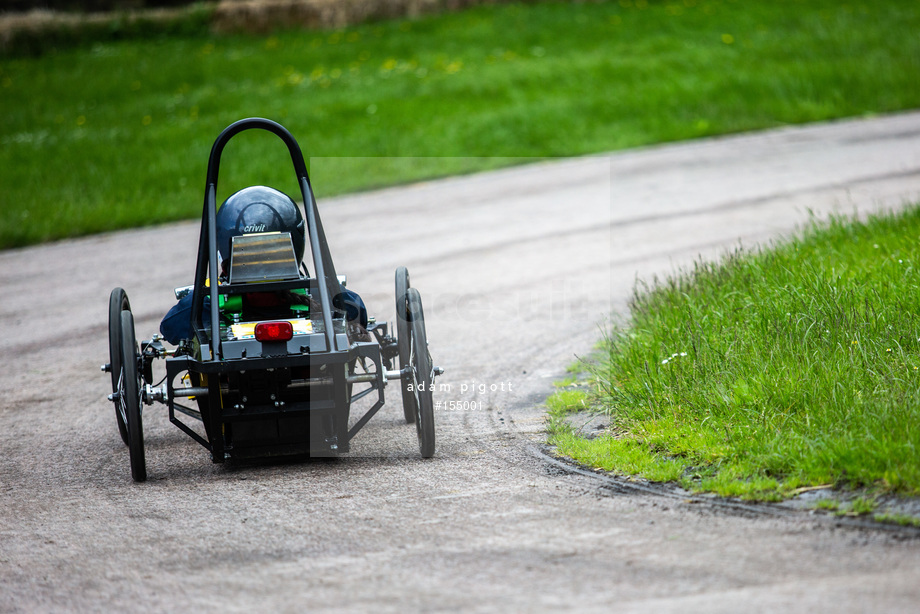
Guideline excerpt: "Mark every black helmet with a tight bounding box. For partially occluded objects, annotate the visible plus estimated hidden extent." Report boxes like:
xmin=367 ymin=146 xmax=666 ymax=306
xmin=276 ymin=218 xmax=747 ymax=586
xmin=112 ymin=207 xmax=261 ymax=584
xmin=216 ymin=186 xmax=306 ymax=266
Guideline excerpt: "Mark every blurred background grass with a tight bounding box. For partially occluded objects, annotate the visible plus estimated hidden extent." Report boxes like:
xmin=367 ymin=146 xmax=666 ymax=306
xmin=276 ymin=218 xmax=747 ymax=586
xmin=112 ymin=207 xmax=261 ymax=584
xmin=2 ymin=0 xmax=919 ymax=248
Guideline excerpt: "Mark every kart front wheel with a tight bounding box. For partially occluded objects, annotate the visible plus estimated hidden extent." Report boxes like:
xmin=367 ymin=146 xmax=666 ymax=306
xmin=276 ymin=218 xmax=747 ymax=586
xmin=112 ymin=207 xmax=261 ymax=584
xmin=108 ymin=288 xmax=130 ymax=446
xmin=119 ymin=310 xmax=147 ymax=482
xmin=395 ymin=267 xmax=416 ymax=424
xmin=407 ymin=288 xmax=435 ymax=458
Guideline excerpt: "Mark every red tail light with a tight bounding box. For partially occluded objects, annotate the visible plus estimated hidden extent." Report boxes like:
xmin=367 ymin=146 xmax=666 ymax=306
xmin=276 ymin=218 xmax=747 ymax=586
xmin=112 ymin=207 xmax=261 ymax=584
xmin=254 ymin=321 xmax=294 ymax=342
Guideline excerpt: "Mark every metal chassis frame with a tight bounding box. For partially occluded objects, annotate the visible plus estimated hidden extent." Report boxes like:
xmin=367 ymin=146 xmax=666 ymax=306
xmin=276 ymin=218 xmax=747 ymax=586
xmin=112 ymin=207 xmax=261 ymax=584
xmin=170 ymin=118 xmax=389 ymax=461
xmin=165 ymin=340 xmax=387 ymax=461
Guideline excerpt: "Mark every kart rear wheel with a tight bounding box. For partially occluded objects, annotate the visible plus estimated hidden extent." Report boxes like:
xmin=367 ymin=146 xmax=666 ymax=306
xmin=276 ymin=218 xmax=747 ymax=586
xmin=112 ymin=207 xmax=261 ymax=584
xmin=108 ymin=288 xmax=130 ymax=446
xmin=407 ymin=288 xmax=435 ymax=458
xmin=119 ymin=310 xmax=147 ymax=482
xmin=395 ymin=267 xmax=416 ymax=424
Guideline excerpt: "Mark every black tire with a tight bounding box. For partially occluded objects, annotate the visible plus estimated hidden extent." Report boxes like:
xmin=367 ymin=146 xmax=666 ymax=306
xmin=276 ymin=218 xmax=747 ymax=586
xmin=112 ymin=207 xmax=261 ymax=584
xmin=406 ymin=288 xmax=435 ymax=458
xmin=395 ymin=267 xmax=415 ymax=424
xmin=108 ymin=288 xmax=130 ymax=446
xmin=120 ymin=310 xmax=147 ymax=482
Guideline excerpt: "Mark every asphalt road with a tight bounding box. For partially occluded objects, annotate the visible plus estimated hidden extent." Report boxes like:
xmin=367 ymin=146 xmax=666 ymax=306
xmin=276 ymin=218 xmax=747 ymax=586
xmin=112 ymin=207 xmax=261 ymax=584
xmin=2 ymin=112 xmax=920 ymax=612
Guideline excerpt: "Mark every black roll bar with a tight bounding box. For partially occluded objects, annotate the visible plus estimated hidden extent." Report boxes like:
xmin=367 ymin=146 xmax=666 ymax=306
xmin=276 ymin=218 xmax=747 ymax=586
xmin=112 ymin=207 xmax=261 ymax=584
xmin=190 ymin=118 xmax=341 ymax=359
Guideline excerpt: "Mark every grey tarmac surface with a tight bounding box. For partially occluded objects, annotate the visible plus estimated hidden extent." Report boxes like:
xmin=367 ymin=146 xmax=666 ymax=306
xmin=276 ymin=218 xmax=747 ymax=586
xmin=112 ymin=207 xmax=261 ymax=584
xmin=2 ymin=112 xmax=920 ymax=612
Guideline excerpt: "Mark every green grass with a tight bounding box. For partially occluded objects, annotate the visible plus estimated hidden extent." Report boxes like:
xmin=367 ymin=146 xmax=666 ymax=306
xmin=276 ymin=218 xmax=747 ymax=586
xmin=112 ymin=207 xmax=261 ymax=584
xmin=849 ymin=496 xmax=878 ymax=516
xmin=873 ymin=513 xmax=920 ymax=527
xmin=814 ymin=499 xmax=839 ymax=512
xmin=2 ymin=0 xmax=920 ymax=247
xmin=549 ymin=207 xmax=920 ymax=500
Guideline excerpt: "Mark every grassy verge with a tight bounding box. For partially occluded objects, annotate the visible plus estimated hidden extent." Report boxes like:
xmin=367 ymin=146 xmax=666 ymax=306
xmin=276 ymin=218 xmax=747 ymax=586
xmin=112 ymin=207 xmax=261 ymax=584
xmin=548 ymin=206 xmax=920 ymax=501
xmin=2 ymin=0 xmax=920 ymax=248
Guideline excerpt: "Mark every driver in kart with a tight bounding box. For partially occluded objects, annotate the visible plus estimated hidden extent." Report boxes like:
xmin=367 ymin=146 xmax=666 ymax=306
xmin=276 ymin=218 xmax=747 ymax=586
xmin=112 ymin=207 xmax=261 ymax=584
xmin=159 ymin=186 xmax=367 ymax=344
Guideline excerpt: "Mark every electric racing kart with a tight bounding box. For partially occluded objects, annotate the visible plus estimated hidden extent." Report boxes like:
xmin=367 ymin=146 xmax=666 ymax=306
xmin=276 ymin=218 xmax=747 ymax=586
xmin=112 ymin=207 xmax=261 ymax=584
xmin=103 ymin=118 xmax=442 ymax=482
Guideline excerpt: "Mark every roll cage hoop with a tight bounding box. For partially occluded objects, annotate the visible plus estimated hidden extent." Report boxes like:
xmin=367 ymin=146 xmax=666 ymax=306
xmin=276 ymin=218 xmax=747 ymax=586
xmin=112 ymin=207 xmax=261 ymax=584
xmin=190 ymin=117 xmax=341 ymax=359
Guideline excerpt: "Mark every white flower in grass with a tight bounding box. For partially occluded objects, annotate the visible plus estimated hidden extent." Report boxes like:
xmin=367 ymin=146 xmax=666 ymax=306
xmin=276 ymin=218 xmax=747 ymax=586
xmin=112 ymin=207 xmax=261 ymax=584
xmin=662 ymin=352 xmax=689 ymax=365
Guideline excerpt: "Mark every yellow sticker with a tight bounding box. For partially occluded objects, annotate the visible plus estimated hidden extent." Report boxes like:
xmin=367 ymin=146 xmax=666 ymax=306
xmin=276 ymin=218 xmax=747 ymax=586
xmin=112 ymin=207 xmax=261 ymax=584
xmin=291 ymin=319 xmax=314 ymax=335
